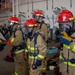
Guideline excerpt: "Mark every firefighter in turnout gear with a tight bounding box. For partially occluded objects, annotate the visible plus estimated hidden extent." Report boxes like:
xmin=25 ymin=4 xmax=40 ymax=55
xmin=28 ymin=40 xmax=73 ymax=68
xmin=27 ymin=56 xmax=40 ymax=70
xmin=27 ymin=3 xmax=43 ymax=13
xmin=57 ymin=10 xmax=75 ymax=75
xmin=33 ymin=9 xmax=48 ymax=43
xmin=24 ymin=18 xmax=47 ymax=75
xmin=7 ymin=16 xmax=27 ymax=75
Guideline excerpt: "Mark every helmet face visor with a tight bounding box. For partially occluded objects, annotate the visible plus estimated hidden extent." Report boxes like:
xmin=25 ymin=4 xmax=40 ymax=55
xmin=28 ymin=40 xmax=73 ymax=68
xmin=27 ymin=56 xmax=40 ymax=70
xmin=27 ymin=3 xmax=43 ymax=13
xmin=27 ymin=27 xmax=33 ymax=32
xmin=59 ymin=23 xmax=72 ymax=35
xmin=59 ymin=22 xmax=73 ymax=29
xmin=9 ymin=22 xmax=14 ymax=26
xmin=7 ymin=22 xmax=14 ymax=29
xmin=7 ymin=22 xmax=16 ymax=31
xmin=25 ymin=26 xmax=34 ymax=37
xmin=33 ymin=15 xmax=44 ymax=22
xmin=34 ymin=16 xmax=39 ymax=21
xmin=59 ymin=23 xmax=70 ymax=30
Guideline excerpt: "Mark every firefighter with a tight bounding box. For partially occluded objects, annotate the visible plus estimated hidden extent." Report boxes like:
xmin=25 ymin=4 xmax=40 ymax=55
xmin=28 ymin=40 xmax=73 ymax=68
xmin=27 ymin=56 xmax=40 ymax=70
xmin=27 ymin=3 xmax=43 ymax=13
xmin=23 ymin=18 xmax=47 ymax=75
xmin=6 ymin=16 xmax=27 ymax=75
xmin=32 ymin=9 xmax=48 ymax=43
xmin=57 ymin=10 xmax=75 ymax=75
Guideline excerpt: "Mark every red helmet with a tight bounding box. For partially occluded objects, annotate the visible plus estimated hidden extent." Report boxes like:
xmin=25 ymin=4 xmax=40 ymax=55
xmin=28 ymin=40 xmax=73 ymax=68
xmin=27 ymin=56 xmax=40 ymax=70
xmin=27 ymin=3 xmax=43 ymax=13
xmin=24 ymin=18 xmax=38 ymax=27
xmin=33 ymin=10 xmax=44 ymax=17
xmin=57 ymin=10 xmax=74 ymax=22
xmin=9 ymin=16 xmax=19 ymax=23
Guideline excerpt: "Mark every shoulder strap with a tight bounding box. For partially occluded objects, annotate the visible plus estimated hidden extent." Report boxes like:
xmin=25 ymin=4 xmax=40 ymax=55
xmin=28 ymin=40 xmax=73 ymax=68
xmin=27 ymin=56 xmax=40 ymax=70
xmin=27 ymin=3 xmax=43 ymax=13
xmin=34 ymin=32 xmax=44 ymax=45
xmin=13 ymin=29 xmax=19 ymax=38
xmin=39 ymin=21 xmax=44 ymax=29
xmin=34 ymin=32 xmax=40 ymax=45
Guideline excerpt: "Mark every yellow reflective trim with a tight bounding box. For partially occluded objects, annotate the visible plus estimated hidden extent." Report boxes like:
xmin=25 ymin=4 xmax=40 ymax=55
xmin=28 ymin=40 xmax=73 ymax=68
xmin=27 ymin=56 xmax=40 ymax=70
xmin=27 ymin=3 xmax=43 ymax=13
xmin=59 ymin=55 xmax=75 ymax=67
xmin=30 ymin=47 xmax=37 ymax=50
xmin=29 ymin=56 xmax=38 ymax=59
xmin=25 ymin=49 xmax=28 ymax=52
xmin=64 ymin=62 xmax=75 ymax=67
xmin=42 ymin=68 xmax=46 ymax=70
xmin=15 ymin=49 xmax=24 ymax=54
xmin=72 ymin=45 xmax=75 ymax=52
xmin=28 ymin=24 xmax=38 ymax=27
xmin=63 ymin=44 xmax=70 ymax=49
xmin=11 ymin=38 xmax=15 ymax=43
xmin=38 ymin=54 xmax=45 ymax=59
xmin=59 ymin=55 xmax=64 ymax=60
xmin=14 ymin=72 xmax=18 ymax=75
xmin=28 ymin=46 xmax=30 ymax=49
xmin=27 ymin=46 xmax=37 ymax=50
xmin=69 ymin=17 xmax=75 ymax=21
xmin=29 ymin=54 xmax=44 ymax=59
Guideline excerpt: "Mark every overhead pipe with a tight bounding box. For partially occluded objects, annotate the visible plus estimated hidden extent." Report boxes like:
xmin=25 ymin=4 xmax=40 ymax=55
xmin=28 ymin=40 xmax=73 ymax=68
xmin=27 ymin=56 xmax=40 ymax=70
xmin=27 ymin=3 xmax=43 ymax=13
xmin=12 ymin=0 xmax=15 ymax=16
xmin=18 ymin=0 xmax=46 ymax=6
xmin=16 ymin=0 xmax=19 ymax=18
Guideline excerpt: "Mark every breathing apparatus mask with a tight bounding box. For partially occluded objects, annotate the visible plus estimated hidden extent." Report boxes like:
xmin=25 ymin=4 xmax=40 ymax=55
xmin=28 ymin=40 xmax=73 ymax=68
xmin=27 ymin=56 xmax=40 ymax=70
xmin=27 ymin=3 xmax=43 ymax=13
xmin=7 ymin=22 xmax=17 ymax=32
xmin=33 ymin=15 xmax=39 ymax=22
xmin=59 ymin=22 xmax=74 ymax=35
xmin=25 ymin=27 xmax=34 ymax=38
xmin=7 ymin=22 xmax=13 ymax=31
xmin=33 ymin=15 xmax=44 ymax=23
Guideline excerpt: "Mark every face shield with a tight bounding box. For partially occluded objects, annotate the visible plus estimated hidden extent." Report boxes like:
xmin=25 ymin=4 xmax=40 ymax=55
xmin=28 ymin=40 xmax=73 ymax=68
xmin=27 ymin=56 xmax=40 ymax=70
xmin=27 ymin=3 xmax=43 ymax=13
xmin=33 ymin=15 xmax=39 ymax=22
xmin=59 ymin=22 xmax=73 ymax=35
xmin=7 ymin=22 xmax=18 ymax=32
xmin=7 ymin=22 xmax=14 ymax=31
xmin=9 ymin=22 xmax=14 ymax=26
xmin=33 ymin=15 xmax=44 ymax=23
xmin=25 ymin=26 xmax=34 ymax=37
